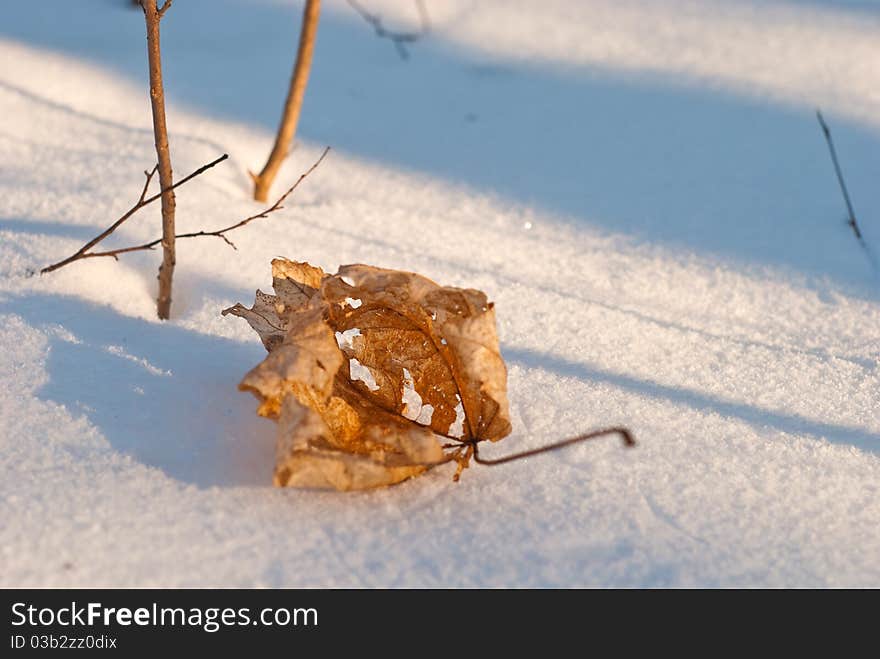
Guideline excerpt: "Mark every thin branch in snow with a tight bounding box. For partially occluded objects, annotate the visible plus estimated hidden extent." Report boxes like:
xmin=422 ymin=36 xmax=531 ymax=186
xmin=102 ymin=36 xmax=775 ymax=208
xmin=816 ymin=111 xmax=876 ymax=273
xmin=346 ymin=0 xmax=430 ymax=60
xmin=178 ymin=146 xmax=330 ymax=249
xmin=441 ymin=427 xmax=636 ymax=481
xmin=46 ymin=148 xmax=330 ymax=265
xmin=817 ymin=111 xmax=865 ymax=243
xmin=40 ymin=154 xmax=228 ymax=274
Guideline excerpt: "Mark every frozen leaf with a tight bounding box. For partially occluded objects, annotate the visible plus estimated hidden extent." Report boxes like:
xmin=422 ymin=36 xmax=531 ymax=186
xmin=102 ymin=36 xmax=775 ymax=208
xmin=223 ymin=259 xmax=512 ymax=490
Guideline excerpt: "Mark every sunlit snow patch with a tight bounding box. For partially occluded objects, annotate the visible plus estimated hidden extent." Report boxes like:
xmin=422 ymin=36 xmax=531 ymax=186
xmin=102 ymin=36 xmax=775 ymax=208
xmin=401 ymin=367 xmax=434 ymax=425
xmin=104 ymin=345 xmax=171 ymax=377
xmin=43 ymin=324 xmax=81 ymax=344
xmin=449 ymin=396 xmax=466 ymax=438
xmin=335 ymin=328 xmax=362 ymax=351
xmin=349 ymin=358 xmax=379 ymax=391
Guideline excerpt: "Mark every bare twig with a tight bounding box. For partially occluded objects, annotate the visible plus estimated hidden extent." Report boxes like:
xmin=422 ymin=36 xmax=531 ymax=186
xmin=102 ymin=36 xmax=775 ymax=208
xmin=252 ymin=0 xmax=321 ymax=203
xmin=175 ymin=147 xmax=331 ymax=249
xmin=48 ymin=148 xmax=329 ymax=264
xmin=41 ymin=154 xmax=228 ymax=274
xmin=347 ymin=0 xmax=430 ymax=60
xmin=817 ymin=111 xmax=865 ymax=244
xmin=439 ymin=426 xmax=635 ymax=482
xmin=470 ymin=427 xmax=635 ymax=465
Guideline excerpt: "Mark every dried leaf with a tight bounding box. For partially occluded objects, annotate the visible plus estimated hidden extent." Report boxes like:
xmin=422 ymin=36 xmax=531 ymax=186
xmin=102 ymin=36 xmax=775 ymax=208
xmin=222 ymin=259 xmax=324 ymax=351
xmin=223 ymin=259 xmax=511 ymax=490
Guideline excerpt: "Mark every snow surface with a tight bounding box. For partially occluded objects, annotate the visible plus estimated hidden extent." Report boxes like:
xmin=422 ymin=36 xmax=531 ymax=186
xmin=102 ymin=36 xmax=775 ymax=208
xmin=1 ymin=0 xmax=879 ymax=587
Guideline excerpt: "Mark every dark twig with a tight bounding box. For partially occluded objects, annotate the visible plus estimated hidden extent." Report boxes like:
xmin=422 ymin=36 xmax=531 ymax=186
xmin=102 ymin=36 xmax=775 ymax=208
xmin=346 ymin=0 xmax=430 ymax=60
xmin=437 ymin=426 xmax=635 ymax=483
xmin=176 ymin=147 xmax=331 ymax=249
xmin=437 ymin=426 xmax=636 ymax=482
xmin=41 ymin=154 xmax=228 ymax=274
xmin=469 ymin=427 xmax=636 ymax=466
xmin=817 ymin=111 xmax=869 ymax=250
xmin=56 ymin=148 xmax=330 ymax=263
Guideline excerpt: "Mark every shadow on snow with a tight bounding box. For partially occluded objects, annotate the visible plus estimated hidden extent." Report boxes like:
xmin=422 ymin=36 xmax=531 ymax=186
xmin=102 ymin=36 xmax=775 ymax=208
xmin=1 ymin=0 xmax=878 ymax=292
xmin=2 ymin=291 xmax=875 ymax=495
xmin=2 ymin=292 xmax=275 ymax=489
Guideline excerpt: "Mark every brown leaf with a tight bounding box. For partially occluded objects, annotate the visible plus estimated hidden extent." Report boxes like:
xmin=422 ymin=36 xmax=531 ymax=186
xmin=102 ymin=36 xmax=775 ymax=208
xmin=223 ymin=259 xmax=511 ymax=490
xmin=221 ymin=259 xmax=324 ymax=351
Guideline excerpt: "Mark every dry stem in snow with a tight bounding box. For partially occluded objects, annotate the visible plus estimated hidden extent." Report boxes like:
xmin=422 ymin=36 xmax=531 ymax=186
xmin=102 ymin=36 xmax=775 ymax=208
xmin=140 ymin=0 xmax=177 ymax=318
xmin=251 ymin=0 xmax=321 ymax=203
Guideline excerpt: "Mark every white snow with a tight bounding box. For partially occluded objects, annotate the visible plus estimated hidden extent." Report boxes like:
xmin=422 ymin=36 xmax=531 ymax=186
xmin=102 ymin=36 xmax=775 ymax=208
xmin=104 ymin=345 xmax=172 ymax=378
xmin=1 ymin=0 xmax=879 ymax=586
xmin=400 ymin=367 xmax=427 ymax=422
xmin=348 ymin=358 xmax=379 ymax=392
xmin=334 ymin=327 xmax=362 ymax=351
xmin=449 ymin=397 xmax=466 ymax=439
xmin=414 ymin=404 xmax=434 ymax=427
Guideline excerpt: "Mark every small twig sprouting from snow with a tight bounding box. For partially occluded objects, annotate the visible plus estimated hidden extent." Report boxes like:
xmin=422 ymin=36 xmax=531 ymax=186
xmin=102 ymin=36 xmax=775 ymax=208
xmin=41 ymin=154 xmax=229 ymax=275
xmin=42 ymin=148 xmax=330 ymax=267
xmin=346 ymin=0 xmax=430 ymax=60
xmin=816 ymin=110 xmax=876 ymax=272
xmin=251 ymin=0 xmax=320 ymax=203
xmin=817 ymin=111 xmax=865 ymax=244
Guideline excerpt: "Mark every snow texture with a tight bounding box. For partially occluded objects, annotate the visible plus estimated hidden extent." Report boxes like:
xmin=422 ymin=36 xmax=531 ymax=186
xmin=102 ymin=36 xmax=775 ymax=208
xmin=1 ymin=0 xmax=879 ymax=586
